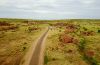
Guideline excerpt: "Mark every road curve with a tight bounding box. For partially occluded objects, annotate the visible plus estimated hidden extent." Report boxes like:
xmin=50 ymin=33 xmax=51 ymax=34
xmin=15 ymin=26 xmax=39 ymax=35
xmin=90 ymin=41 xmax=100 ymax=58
xmin=29 ymin=27 xmax=49 ymax=65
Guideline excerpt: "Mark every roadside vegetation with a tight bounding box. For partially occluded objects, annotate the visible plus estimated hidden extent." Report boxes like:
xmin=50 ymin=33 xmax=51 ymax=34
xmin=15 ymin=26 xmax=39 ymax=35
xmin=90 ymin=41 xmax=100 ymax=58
xmin=44 ymin=20 xmax=100 ymax=65
xmin=0 ymin=18 xmax=48 ymax=65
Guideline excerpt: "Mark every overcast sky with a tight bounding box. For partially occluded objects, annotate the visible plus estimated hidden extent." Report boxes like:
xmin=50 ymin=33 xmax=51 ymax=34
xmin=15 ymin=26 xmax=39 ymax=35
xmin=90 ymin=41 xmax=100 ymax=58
xmin=0 ymin=0 xmax=100 ymax=19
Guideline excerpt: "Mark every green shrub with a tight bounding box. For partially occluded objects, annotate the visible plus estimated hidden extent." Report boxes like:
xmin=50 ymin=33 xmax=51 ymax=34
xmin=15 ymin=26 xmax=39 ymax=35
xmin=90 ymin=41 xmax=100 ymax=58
xmin=83 ymin=27 xmax=88 ymax=31
xmin=83 ymin=54 xmax=98 ymax=65
xmin=44 ymin=55 xmax=49 ymax=64
xmin=98 ymin=30 xmax=100 ymax=33
xmin=78 ymin=38 xmax=86 ymax=51
xmin=22 ymin=47 xmax=26 ymax=51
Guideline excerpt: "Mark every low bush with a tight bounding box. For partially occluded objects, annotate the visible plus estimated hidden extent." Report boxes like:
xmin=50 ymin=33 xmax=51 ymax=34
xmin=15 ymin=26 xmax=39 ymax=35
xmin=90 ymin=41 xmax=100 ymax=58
xmin=98 ymin=30 xmax=100 ymax=33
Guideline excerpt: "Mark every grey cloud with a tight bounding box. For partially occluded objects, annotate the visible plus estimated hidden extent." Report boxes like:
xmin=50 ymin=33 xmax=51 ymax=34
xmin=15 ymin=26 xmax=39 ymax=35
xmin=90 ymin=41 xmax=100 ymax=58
xmin=0 ymin=0 xmax=100 ymax=19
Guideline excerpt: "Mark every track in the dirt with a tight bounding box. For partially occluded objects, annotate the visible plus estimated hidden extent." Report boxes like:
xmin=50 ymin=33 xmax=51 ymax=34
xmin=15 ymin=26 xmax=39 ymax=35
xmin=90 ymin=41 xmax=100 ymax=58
xmin=29 ymin=27 xmax=49 ymax=65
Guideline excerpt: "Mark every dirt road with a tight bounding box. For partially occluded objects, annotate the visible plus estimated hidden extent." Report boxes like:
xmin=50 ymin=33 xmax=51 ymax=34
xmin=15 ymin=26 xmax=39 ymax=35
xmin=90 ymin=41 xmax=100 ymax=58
xmin=20 ymin=27 xmax=49 ymax=65
xmin=28 ymin=27 xmax=49 ymax=65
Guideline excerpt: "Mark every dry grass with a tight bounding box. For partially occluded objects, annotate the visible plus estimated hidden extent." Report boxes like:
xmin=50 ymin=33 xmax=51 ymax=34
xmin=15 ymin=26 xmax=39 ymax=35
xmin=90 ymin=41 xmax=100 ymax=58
xmin=44 ymin=21 xmax=100 ymax=65
xmin=0 ymin=20 xmax=47 ymax=65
